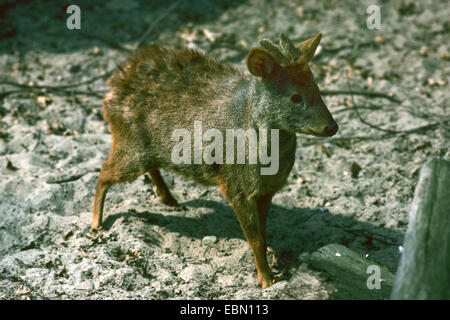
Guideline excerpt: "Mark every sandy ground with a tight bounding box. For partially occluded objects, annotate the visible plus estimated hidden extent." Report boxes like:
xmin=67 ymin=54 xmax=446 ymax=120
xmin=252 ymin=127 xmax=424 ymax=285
xmin=0 ymin=0 xmax=448 ymax=299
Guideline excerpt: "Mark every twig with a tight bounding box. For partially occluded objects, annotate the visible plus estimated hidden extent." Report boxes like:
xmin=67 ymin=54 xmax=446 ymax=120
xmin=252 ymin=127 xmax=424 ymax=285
xmin=43 ymin=89 xmax=107 ymax=98
xmin=78 ymin=33 xmax=132 ymax=53
xmin=0 ymin=89 xmax=22 ymax=99
xmin=0 ymin=70 xmax=113 ymax=91
xmin=134 ymin=0 xmax=182 ymax=50
xmin=335 ymin=74 xmax=450 ymax=143
xmin=322 ymin=41 xmax=379 ymax=53
xmin=46 ymin=168 xmax=100 ymax=184
xmin=346 ymin=76 xmax=401 ymax=134
xmin=302 ymin=120 xmax=448 ymax=146
xmin=45 ymin=30 xmax=131 ymax=53
xmin=333 ymin=104 xmax=386 ymax=114
xmin=46 ymin=174 xmax=86 ymax=184
xmin=0 ymin=88 xmax=107 ymax=99
xmin=321 ymin=89 xmax=400 ymax=103
xmin=333 ymin=101 xmax=449 ymax=124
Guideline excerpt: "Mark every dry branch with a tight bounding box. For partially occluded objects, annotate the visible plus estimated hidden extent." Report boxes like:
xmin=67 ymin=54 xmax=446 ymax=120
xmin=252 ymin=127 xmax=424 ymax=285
xmin=0 ymin=71 xmax=112 ymax=91
xmin=321 ymin=89 xmax=400 ymax=103
xmin=134 ymin=0 xmax=182 ymax=50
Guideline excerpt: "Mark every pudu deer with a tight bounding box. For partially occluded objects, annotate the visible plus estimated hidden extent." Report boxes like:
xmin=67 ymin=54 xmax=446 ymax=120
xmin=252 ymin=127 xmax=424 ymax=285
xmin=91 ymin=32 xmax=338 ymax=288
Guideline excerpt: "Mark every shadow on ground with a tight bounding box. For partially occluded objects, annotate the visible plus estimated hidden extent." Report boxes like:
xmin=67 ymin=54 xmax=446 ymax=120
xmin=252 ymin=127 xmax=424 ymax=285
xmin=102 ymin=198 xmax=403 ymax=277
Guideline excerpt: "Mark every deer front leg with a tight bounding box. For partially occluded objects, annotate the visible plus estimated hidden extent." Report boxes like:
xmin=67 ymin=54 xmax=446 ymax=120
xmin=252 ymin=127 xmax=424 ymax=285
xmin=230 ymin=192 xmax=274 ymax=289
xmin=256 ymin=194 xmax=273 ymax=251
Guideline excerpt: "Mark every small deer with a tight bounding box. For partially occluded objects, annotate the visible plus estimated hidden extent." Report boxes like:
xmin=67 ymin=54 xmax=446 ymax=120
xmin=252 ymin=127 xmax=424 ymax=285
xmin=91 ymin=32 xmax=338 ymax=288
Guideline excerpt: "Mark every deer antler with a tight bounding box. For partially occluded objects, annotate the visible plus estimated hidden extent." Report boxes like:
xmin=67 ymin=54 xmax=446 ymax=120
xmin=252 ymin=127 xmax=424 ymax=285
xmin=259 ymin=33 xmax=302 ymax=66
xmin=259 ymin=38 xmax=291 ymax=66
xmin=280 ymin=33 xmax=301 ymax=63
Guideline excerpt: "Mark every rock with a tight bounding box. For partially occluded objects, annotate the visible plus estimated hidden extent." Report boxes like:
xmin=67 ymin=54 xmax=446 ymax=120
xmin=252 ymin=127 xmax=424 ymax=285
xmin=69 ymin=64 xmax=81 ymax=74
xmin=351 ymin=161 xmax=362 ymax=179
xmin=179 ymin=265 xmax=214 ymax=283
xmin=283 ymin=264 xmax=329 ymax=300
xmin=201 ymin=236 xmax=217 ymax=245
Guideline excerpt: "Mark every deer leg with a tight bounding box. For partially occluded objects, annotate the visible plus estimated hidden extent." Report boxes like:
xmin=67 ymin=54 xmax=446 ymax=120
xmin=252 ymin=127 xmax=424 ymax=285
xmin=91 ymin=152 xmax=145 ymax=231
xmin=230 ymin=192 xmax=274 ymax=289
xmin=256 ymin=194 xmax=273 ymax=251
xmin=91 ymin=169 xmax=111 ymax=231
xmin=148 ymin=169 xmax=178 ymax=206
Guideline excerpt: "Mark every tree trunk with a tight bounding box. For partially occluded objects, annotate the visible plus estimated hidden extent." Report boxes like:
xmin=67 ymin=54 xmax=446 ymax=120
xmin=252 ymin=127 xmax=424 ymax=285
xmin=391 ymin=158 xmax=450 ymax=299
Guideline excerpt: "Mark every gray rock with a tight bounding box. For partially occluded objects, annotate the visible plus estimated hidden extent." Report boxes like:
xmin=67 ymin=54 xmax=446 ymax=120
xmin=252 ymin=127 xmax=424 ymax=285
xmin=201 ymin=236 xmax=217 ymax=245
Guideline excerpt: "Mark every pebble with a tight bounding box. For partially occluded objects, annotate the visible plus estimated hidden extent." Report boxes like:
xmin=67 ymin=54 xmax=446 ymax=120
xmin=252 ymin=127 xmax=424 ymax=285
xmin=202 ymin=236 xmax=217 ymax=245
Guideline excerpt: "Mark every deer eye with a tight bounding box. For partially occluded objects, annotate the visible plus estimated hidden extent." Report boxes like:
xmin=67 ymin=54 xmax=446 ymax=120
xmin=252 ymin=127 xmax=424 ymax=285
xmin=291 ymin=94 xmax=303 ymax=104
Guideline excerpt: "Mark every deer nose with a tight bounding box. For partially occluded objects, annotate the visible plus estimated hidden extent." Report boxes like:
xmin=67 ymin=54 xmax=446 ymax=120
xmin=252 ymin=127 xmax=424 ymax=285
xmin=325 ymin=122 xmax=338 ymax=136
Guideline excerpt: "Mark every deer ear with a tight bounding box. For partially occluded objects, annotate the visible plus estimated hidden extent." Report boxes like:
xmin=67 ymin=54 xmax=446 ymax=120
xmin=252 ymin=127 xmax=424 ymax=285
xmin=246 ymin=48 xmax=278 ymax=78
xmin=297 ymin=32 xmax=322 ymax=62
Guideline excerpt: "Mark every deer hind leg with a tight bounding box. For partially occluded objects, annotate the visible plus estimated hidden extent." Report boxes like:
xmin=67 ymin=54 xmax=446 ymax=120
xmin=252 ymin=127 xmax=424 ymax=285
xmin=91 ymin=150 xmax=146 ymax=231
xmin=148 ymin=169 xmax=178 ymax=206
